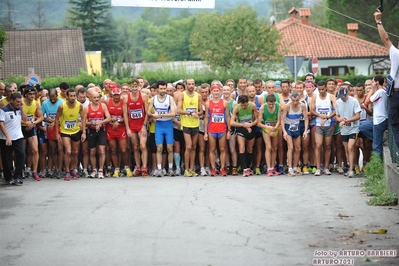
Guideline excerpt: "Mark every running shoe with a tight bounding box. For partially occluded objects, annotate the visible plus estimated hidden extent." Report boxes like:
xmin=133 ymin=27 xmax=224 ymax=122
xmin=267 ymin=169 xmax=273 ymax=177
xmin=311 ymin=167 xmax=317 ymax=174
xmin=15 ymin=179 xmax=23 ymax=185
xmin=337 ymin=167 xmax=344 ymax=175
xmin=113 ymin=168 xmax=120 ymax=178
xmin=314 ymin=168 xmax=321 ymax=176
xmin=82 ymin=169 xmax=89 ymax=178
xmin=323 ymin=168 xmax=332 ymax=175
xmin=156 ymin=169 xmax=163 ymax=178
xmin=231 ymin=167 xmax=238 ymax=176
xmin=184 ymin=170 xmax=192 ymax=177
xmin=302 ymin=165 xmax=309 ymax=175
xmin=243 ymin=168 xmax=250 ymax=177
xmin=190 ymin=169 xmax=198 ymax=177
xmin=38 ymin=170 xmax=46 ymax=178
xmin=355 ymin=165 xmax=360 ymax=175
xmin=255 ymin=167 xmax=261 ymax=175
xmin=220 ymin=168 xmax=227 ymax=176
xmin=125 ymin=166 xmax=133 ymax=177
xmin=33 ymin=172 xmax=41 ymax=181
xmin=210 ymin=168 xmax=217 ymax=176
xmin=71 ymin=170 xmax=80 ymax=179
xmin=205 ymin=167 xmax=211 ymax=176
xmin=175 ymin=168 xmax=182 ymax=176
xmin=90 ymin=169 xmax=97 ymax=178
xmin=98 ymin=170 xmax=104 ymax=179
xmin=278 ymin=165 xmax=285 ymax=175
xmin=345 ymin=170 xmax=354 ymax=178
xmin=287 ymin=169 xmax=295 ymax=177
xmin=272 ymin=169 xmax=281 ymax=176
xmin=133 ymin=167 xmax=141 ymax=177
xmin=64 ymin=172 xmax=71 ymax=181
xmin=168 ymin=169 xmax=175 ymax=177
xmin=141 ymin=167 xmax=149 ymax=178
xmin=200 ymin=167 xmax=207 ymax=176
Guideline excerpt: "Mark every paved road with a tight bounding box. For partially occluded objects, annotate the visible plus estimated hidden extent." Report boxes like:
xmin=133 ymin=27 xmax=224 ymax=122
xmin=1 ymin=173 xmax=398 ymax=266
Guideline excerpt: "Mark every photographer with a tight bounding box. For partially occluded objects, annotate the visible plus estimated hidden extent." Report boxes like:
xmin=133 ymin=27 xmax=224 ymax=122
xmin=372 ymin=9 xmax=399 ymax=153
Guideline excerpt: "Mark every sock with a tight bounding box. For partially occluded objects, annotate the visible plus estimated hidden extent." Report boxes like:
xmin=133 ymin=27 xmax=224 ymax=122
xmin=169 ymin=163 xmax=173 ymax=170
xmin=157 ymin=164 xmax=162 ymax=170
xmin=238 ymin=153 xmax=246 ymax=169
xmin=246 ymin=153 xmax=253 ymax=169
xmin=174 ymin=153 xmax=181 ymax=169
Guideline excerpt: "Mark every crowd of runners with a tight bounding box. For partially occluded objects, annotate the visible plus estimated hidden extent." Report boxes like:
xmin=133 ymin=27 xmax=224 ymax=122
xmin=0 ymin=73 xmax=388 ymax=185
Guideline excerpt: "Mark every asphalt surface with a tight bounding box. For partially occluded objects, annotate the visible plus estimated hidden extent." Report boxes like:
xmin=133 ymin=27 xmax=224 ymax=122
xmin=1 ymin=173 xmax=398 ymax=266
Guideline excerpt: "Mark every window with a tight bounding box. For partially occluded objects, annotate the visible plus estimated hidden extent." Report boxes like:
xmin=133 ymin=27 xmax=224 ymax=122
xmin=321 ymin=66 xmax=355 ymax=76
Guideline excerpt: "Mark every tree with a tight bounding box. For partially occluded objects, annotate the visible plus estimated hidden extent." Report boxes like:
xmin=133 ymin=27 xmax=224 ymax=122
xmin=0 ymin=27 xmax=7 ymax=62
xmin=66 ymin=0 xmax=117 ymax=57
xmin=326 ymin=0 xmax=399 ymax=44
xmin=190 ymin=5 xmax=285 ymax=75
xmin=0 ymin=0 xmax=18 ymax=30
xmin=310 ymin=0 xmax=328 ymax=27
xmin=144 ymin=16 xmax=196 ymax=62
xmin=29 ymin=0 xmax=48 ymax=29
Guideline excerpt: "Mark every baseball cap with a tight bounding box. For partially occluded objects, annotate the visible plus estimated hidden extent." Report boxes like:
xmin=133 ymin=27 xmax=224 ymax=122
xmin=23 ymin=86 xmax=36 ymax=96
xmin=336 ymin=78 xmax=343 ymax=83
xmin=337 ymin=87 xmax=348 ymax=99
xmin=108 ymin=82 xmax=118 ymax=89
xmin=275 ymin=80 xmax=281 ymax=87
xmin=112 ymin=87 xmax=121 ymax=95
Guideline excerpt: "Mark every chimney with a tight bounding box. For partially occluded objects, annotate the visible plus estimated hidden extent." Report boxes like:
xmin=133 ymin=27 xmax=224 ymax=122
xmin=299 ymin=8 xmax=311 ymax=25
xmin=288 ymin=7 xmax=299 ymax=19
xmin=347 ymin=23 xmax=359 ymax=38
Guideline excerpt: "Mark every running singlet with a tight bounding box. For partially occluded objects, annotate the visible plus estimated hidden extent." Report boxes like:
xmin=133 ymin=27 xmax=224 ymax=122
xmin=181 ymin=91 xmax=200 ymax=128
xmin=127 ymin=92 xmax=146 ymax=130
xmin=315 ymin=93 xmax=334 ymax=126
xmin=228 ymin=99 xmax=235 ymax=116
xmin=22 ymin=100 xmax=38 ymax=126
xmin=87 ymin=103 xmax=105 ymax=129
xmin=107 ymin=98 xmax=125 ymax=132
xmin=284 ymin=104 xmax=302 ymax=132
xmin=237 ymin=102 xmax=254 ymax=123
xmin=60 ymin=101 xmax=81 ymax=134
xmin=262 ymin=102 xmax=280 ymax=136
xmin=153 ymin=95 xmax=172 ymax=121
xmin=208 ymin=99 xmax=227 ymax=134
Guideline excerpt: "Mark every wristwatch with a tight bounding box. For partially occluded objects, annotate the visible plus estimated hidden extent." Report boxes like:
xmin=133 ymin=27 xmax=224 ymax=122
xmin=189 ymin=111 xmax=192 ymax=116
xmin=376 ymin=21 xmax=383 ymax=25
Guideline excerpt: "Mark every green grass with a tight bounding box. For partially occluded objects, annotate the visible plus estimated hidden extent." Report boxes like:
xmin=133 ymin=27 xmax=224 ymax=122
xmin=363 ymin=153 xmax=398 ymax=206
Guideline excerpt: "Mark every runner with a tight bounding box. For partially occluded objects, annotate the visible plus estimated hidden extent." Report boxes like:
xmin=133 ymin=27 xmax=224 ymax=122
xmin=204 ymin=85 xmax=231 ymax=176
xmin=176 ymin=78 xmax=202 ymax=177
xmin=124 ymin=79 xmax=150 ymax=177
xmin=55 ymin=89 xmax=86 ymax=181
xmin=230 ymin=95 xmax=258 ymax=177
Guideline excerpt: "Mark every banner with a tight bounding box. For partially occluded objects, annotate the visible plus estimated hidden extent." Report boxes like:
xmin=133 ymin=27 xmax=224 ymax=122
xmin=111 ymin=0 xmax=215 ymax=9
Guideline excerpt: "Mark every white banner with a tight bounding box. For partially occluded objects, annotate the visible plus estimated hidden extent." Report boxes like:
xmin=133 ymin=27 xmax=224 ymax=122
xmin=111 ymin=0 xmax=215 ymax=9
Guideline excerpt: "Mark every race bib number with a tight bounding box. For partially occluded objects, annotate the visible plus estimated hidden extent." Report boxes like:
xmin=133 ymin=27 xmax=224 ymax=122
xmin=289 ymin=123 xmax=299 ymax=132
xmin=90 ymin=118 xmax=103 ymax=125
xmin=130 ymin=109 xmax=143 ymax=119
xmin=27 ymin=115 xmax=34 ymax=121
xmin=344 ymin=122 xmax=352 ymax=127
xmin=186 ymin=107 xmax=196 ymax=116
xmin=156 ymin=108 xmax=169 ymax=116
xmin=176 ymin=114 xmax=181 ymax=121
xmin=266 ymin=122 xmax=276 ymax=127
xmin=48 ymin=113 xmax=56 ymax=119
xmin=64 ymin=120 xmax=76 ymax=129
xmin=318 ymin=108 xmax=329 ymax=116
xmin=212 ymin=114 xmax=224 ymax=123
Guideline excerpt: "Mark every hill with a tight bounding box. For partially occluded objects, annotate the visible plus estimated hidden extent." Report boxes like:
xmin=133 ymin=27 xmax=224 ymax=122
xmin=1 ymin=0 xmax=272 ymax=29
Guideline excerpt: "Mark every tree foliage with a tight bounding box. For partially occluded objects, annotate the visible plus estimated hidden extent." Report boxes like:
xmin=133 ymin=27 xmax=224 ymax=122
xmin=190 ymin=5 xmax=284 ymax=72
xmin=67 ymin=0 xmax=117 ymax=57
xmin=0 ymin=27 xmax=7 ymax=62
xmin=30 ymin=0 xmax=49 ymax=29
xmin=326 ymin=0 xmax=399 ymax=44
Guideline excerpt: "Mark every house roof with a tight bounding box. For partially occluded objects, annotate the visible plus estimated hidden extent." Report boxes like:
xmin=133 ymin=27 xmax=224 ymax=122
xmin=0 ymin=28 xmax=87 ymax=79
xmin=276 ymin=9 xmax=388 ymax=59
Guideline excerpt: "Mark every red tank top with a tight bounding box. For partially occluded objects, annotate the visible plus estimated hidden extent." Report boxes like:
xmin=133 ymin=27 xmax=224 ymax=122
xmin=127 ymin=92 xmax=145 ymax=126
xmin=88 ymin=103 xmax=105 ymax=129
xmin=208 ymin=99 xmax=227 ymax=133
xmin=107 ymin=98 xmax=125 ymax=131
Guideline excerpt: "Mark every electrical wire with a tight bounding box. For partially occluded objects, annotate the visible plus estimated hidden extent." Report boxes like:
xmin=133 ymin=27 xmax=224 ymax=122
xmin=309 ymin=0 xmax=399 ymax=38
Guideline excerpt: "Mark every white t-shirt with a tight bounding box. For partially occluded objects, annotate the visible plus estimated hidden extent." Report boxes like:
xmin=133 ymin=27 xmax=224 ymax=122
xmin=370 ymin=88 xmax=388 ymax=125
xmin=390 ymin=45 xmax=399 ymax=83
xmin=336 ymin=96 xmax=361 ymax=136
xmin=0 ymin=105 xmax=24 ymax=140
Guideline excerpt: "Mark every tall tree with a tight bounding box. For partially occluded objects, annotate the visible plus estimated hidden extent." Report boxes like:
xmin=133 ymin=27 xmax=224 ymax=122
xmin=67 ymin=0 xmax=117 ymax=57
xmin=29 ymin=0 xmax=48 ymax=29
xmin=326 ymin=0 xmax=399 ymax=44
xmin=0 ymin=0 xmax=18 ymax=30
xmin=190 ymin=5 xmax=285 ymax=75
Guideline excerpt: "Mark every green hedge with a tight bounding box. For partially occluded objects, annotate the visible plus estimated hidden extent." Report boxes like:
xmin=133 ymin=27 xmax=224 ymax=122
xmin=1 ymin=69 xmax=375 ymax=89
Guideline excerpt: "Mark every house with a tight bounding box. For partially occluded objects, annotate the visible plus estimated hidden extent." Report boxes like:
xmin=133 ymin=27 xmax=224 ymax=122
xmin=0 ymin=28 xmax=87 ymax=80
xmin=276 ymin=7 xmax=388 ymax=76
